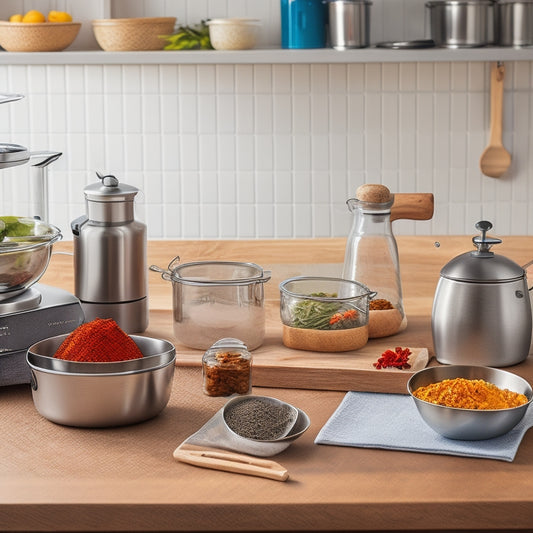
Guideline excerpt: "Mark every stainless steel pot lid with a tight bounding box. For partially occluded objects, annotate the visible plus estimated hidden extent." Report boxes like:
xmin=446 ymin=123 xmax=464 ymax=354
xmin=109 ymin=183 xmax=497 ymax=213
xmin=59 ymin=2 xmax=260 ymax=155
xmin=83 ymin=171 xmax=139 ymax=201
xmin=376 ymin=39 xmax=435 ymax=48
xmin=440 ymin=221 xmax=524 ymax=282
xmin=324 ymin=0 xmax=372 ymax=3
xmin=0 ymin=143 xmax=30 ymax=168
xmin=426 ymin=0 xmax=494 ymax=5
xmin=0 ymin=93 xmax=24 ymax=105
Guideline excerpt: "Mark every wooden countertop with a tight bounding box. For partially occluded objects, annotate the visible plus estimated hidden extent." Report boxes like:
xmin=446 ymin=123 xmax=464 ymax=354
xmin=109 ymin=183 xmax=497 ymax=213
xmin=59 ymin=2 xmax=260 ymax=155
xmin=3 ymin=236 xmax=533 ymax=532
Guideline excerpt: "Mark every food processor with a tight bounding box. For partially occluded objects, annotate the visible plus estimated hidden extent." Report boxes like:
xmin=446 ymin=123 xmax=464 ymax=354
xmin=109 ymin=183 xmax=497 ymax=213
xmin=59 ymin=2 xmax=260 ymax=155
xmin=0 ymin=93 xmax=84 ymax=386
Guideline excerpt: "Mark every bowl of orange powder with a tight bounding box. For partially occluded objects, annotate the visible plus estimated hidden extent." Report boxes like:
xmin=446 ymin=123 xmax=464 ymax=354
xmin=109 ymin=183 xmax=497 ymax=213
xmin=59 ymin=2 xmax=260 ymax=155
xmin=27 ymin=318 xmax=175 ymax=428
xmin=407 ymin=365 xmax=533 ymax=440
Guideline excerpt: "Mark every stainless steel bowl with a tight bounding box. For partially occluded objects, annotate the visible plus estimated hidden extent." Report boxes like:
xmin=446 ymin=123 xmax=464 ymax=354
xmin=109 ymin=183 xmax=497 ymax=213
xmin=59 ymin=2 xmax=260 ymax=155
xmin=426 ymin=0 xmax=495 ymax=48
xmin=0 ymin=218 xmax=61 ymax=301
xmin=408 ymin=365 xmax=533 ymax=440
xmin=27 ymin=334 xmax=176 ymax=427
xmin=221 ymin=395 xmax=311 ymax=456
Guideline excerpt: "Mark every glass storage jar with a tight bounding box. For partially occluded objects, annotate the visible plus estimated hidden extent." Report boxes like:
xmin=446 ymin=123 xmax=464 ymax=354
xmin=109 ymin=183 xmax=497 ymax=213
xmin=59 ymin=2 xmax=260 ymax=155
xmin=202 ymin=338 xmax=252 ymax=397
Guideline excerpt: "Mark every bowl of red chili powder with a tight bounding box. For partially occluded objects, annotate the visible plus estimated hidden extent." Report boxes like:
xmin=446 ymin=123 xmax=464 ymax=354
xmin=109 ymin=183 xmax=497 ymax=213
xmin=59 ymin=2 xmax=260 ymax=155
xmin=27 ymin=318 xmax=176 ymax=427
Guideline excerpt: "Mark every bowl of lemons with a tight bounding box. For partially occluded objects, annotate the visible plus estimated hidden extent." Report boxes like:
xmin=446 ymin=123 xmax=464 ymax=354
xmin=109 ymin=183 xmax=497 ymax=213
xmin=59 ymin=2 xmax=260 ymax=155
xmin=0 ymin=10 xmax=81 ymax=52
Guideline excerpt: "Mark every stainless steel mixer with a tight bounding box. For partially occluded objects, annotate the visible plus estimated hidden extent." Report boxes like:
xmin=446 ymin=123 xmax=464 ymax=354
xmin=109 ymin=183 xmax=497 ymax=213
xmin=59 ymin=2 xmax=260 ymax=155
xmin=0 ymin=93 xmax=84 ymax=386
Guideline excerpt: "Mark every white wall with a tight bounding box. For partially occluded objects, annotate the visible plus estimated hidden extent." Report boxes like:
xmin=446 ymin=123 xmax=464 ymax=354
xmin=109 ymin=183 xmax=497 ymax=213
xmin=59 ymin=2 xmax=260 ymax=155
xmin=0 ymin=1 xmax=532 ymax=240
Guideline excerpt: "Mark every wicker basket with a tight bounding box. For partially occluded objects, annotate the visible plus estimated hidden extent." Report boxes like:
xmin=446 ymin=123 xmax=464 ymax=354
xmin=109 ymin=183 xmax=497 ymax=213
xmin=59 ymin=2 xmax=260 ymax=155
xmin=0 ymin=21 xmax=81 ymax=52
xmin=92 ymin=17 xmax=176 ymax=51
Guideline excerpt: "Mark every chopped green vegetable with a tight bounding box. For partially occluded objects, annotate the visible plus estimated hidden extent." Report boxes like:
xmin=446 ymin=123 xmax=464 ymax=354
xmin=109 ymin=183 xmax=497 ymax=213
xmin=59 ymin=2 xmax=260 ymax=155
xmin=291 ymin=298 xmax=341 ymax=329
xmin=290 ymin=292 xmax=361 ymax=330
xmin=163 ymin=22 xmax=213 ymax=50
xmin=0 ymin=216 xmax=36 ymax=237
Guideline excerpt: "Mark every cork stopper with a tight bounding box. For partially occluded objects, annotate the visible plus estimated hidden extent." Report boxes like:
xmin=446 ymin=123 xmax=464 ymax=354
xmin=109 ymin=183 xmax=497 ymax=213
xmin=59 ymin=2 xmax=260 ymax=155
xmin=355 ymin=184 xmax=393 ymax=204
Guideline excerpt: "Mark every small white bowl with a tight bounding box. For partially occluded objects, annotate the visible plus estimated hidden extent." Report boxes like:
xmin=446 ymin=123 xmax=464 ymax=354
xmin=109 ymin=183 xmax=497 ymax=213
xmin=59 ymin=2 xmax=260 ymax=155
xmin=207 ymin=18 xmax=260 ymax=50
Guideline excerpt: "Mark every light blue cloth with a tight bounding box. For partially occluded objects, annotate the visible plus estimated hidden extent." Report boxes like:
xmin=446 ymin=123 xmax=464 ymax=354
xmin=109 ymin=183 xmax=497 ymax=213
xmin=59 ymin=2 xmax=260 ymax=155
xmin=315 ymin=391 xmax=533 ymax=462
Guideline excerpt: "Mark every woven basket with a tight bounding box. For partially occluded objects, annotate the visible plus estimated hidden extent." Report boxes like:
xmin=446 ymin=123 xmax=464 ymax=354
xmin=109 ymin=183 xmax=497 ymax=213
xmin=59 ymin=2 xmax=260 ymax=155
xmin=0 ymin=21 xmax=81 ymax=52
xmin=92 ymin=17 xmax=176 ymax=51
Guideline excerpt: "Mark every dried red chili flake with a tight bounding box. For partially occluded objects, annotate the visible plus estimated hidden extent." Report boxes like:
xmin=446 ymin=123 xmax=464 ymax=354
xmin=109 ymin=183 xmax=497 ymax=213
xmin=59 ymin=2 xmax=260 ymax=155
xmin=373 ymin=346 xmax=412 ymax=370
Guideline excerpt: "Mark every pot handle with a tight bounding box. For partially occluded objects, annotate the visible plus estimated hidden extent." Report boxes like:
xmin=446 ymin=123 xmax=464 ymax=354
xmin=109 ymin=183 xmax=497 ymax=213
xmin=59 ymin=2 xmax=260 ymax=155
xmin=149 ymin=264 xmax=173 ymax=282
xmin=261 ymin=270 xmax=272 ymax=283
xmin=149 ymin=256 xmax=180 ymax=282
xmin=168 ymin=255 xmax=181 ymax=271
xmin=30 ymin=370 xmax=38 ymax=391
xmin=523 ymin=259 xmax=533 ymax=292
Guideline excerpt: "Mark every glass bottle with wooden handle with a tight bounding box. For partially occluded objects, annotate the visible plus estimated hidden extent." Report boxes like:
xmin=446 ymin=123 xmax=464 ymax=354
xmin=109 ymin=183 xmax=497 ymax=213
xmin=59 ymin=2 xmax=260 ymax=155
xmin=342 ymin=184 xmax=434 ymax=337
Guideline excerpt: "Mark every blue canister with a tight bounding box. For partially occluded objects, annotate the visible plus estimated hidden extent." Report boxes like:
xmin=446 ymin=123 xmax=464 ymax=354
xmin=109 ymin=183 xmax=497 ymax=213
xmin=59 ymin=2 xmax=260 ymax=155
xmin=281 ymin=0 xmax=327 ymax=48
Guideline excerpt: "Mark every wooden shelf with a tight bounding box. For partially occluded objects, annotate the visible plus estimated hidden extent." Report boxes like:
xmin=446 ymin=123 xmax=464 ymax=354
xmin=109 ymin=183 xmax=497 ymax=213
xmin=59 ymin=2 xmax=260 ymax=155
xmin=1 ymin=46 xmax=532 ymax=65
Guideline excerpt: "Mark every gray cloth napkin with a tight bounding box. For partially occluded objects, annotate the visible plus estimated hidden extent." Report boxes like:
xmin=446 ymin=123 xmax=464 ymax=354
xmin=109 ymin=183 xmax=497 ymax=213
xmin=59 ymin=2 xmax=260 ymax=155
xmin=315 ymin=391 xmax=533 ymax=462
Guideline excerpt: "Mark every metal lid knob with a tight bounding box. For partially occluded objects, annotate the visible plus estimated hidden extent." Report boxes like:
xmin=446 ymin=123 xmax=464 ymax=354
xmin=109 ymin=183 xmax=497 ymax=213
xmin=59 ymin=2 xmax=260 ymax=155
xmin=97 ymin=171 xmax=120 ymax=188
xmin=472 ymin=220 xmax=502 ymax=255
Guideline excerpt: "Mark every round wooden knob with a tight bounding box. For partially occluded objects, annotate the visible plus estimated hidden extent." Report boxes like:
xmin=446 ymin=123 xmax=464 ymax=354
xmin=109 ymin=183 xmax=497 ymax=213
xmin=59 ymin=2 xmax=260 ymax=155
xmin=355 ymin=184 xmax=392 ymax=203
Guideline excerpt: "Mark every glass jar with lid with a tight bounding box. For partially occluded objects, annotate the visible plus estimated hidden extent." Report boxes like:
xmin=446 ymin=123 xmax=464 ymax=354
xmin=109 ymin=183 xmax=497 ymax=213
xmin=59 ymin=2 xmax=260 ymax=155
xmin=202 ymin=338 xmax=252 ymax=397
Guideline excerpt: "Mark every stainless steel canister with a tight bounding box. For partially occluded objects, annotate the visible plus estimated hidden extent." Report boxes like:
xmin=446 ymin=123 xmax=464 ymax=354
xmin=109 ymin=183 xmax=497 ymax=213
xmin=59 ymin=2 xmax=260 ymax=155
xmin=497 ymin=0 xmax=533 ymax=46
xmin=71 ymin=172 xmax=148 ymax=333
xmin=327 ymin=0 xmax=372 ymax=49
xmin=426 ymin=0 xmax=495 ymax=47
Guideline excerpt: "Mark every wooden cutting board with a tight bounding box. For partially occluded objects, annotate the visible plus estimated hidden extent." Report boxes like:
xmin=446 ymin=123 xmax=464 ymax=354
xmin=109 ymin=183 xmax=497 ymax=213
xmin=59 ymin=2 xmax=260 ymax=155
xmin=148 ymin=310 xmax=435 ymax=394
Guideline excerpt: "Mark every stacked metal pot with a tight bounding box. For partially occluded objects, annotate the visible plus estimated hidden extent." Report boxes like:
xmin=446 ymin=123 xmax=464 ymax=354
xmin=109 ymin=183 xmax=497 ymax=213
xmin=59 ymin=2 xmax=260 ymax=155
xmin=426 ymin=0 xmax=533 ymax=47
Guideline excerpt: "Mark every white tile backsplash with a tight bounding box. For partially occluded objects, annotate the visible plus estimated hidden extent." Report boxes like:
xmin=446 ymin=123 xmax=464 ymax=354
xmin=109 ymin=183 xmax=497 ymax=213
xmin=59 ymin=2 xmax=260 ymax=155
xmin=1 ymin=1 xmax=533 ymax=239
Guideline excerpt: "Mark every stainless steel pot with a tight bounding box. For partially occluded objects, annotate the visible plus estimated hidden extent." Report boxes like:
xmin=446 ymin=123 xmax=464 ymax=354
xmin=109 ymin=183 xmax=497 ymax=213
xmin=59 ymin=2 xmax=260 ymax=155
xmin=497 ymin=0 xmax=533 ymax=46
xmin=150 ymin=257 xmax=271 ymax=350
xmin=426 ymin=0 xmax=495 ymax=47
xmin=326 ymin=0 xmax=372 ymax=49
xmin=432 ymin=221 xmax=532 ymax=367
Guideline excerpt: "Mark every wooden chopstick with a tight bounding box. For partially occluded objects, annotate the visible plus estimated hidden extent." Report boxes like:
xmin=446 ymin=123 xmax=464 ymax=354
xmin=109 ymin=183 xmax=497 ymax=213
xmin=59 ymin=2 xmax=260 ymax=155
xmin=173 ymin=447 xmax=289 ymax=481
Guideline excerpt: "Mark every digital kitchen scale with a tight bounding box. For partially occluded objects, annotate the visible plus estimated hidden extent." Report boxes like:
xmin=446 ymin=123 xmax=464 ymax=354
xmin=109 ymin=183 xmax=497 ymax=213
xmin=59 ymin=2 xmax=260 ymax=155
xmin=0 ymin=284 xmax=84 ymax=386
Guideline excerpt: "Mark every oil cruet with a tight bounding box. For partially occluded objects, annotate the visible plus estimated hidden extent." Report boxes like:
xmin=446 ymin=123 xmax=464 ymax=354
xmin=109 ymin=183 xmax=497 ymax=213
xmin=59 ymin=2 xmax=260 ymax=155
xmin=342 ymin=184 xmax=434 ymax=338
xmin=342 ymin=184 xmax=406 ymax=337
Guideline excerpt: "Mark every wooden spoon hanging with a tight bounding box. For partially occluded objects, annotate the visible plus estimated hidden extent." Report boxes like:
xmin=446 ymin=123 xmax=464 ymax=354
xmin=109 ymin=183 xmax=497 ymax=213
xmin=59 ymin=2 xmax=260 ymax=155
xmin=479 ymin=62 xmax=511 ymax=178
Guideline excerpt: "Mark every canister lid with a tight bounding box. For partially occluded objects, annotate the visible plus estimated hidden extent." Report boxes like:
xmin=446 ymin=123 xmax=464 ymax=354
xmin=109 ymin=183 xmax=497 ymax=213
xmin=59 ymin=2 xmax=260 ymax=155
xmin=376 ymin=39 xmax=435 ymax=49
xmin=84 ymin=172 xmax=139 ymax=202
xmin=426 ymin=0 xmax=494 ymax=5
xmin=440 ymin=221 xmax=525 ymax=282
xmin=207 ymin=338 xmax=249 ymax=353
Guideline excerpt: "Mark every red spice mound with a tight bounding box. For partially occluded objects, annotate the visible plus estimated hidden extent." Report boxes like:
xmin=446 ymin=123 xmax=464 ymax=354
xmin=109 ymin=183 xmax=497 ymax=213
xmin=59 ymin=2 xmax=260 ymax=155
xmin=54 ymin=318 xmax=144 ymax=362
xmin=373 ymin=346 xmax=412 ymax=370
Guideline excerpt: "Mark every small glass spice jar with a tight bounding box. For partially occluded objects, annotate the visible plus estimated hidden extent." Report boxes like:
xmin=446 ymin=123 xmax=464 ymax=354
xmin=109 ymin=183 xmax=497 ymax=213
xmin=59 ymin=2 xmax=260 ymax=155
xmin=202 ymin=338 xmax=252 ymax=397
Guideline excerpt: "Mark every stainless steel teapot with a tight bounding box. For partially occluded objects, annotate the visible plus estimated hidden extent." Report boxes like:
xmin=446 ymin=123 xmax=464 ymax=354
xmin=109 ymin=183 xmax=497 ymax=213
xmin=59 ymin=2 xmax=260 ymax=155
xmin=432 ymin=220 xmax=532 ymax=367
